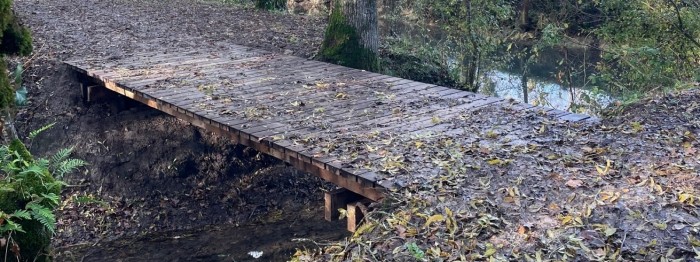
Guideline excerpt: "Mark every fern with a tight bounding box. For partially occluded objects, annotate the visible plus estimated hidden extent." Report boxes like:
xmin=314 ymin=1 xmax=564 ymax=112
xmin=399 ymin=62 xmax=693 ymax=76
xmin=40 ymin=193 xmax=60 ymax=207
xmin=17 ymin=165 xmax=44 ymax=177
xmin=0 ymin=218 xmax=25 ymax=233
xmin=26 ymin=202 xmax=55 ymax=234
xmin=28 ymin=122 xmax=55 ymax=140
xmin=55 ymin=158 xmax=87 ymax=178
xmin=11 ymin=210 xmax=31 ymax=220
xmin=34 ymin=158 xmax=49 ymax=170
xmin=49 ymin=147 xmax=72 ymax=166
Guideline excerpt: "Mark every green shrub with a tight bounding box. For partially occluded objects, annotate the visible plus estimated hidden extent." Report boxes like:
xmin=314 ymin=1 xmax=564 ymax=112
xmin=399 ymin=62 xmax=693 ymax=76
xmin=0 ymin=126 xmax=87 ymax=261
xmin=255 ymin=0 xmax=285 ymax=10
xmin=0 ymin=19 xmax=33 ymax=56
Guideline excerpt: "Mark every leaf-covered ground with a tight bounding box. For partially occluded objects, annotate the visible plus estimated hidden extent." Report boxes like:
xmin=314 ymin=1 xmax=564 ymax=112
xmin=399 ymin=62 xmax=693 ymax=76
xmin=296 ymin=88 xmax=700 ymax=261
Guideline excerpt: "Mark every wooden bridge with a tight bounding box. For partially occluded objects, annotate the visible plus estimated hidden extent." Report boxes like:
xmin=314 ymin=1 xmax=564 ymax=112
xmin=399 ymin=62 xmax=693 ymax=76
xmin=65 ymin=45 xmax=593 ymax=227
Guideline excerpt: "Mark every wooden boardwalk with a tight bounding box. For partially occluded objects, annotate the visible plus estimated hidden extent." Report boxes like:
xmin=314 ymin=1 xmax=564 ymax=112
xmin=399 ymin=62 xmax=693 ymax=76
xmin=65 ymin=45 xmax=593 ymax=202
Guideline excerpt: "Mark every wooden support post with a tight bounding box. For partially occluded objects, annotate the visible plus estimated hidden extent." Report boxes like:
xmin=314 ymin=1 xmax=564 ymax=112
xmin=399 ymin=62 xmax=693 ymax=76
xmin=347 ymin=200 xmax=370 ymax=232
xmin=324 ymin=188 xmax=363 ymax=221
xmin=81 ymin=83 xmax=111 ymax=105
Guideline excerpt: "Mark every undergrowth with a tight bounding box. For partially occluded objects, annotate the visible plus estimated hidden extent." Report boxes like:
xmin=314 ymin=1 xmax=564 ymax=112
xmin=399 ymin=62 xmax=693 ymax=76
xmin=0 ymin=124 xmax=86 ymax=261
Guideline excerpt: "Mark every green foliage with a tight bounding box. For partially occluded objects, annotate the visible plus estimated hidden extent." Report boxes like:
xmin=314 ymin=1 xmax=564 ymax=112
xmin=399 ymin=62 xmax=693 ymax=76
xmin=28 ymin=123 xmax=55 ymax=140
xmin=255 ymin=0 xmax=285 ymax=11
xmin=0 ymin=126 xmax=86 ymax=261
xmin=318 ymin=1 xmax=379 ymax=72
xmin=406 ymin=242 xmax=425 ymax=259
xmin=382 ymin=0 xmax=512 ymax=91
xmin=0 ymin=17 xmax=33 ymax=56
xmin=0 ymin=59 xmax=13 ymax=110
xmin=592 ymin=0 xmax=700 ymax=97
xmin=9 ymin=139 xmax=31 ymax=162
xmin=381 ymin=37 xmax=460 ymax=88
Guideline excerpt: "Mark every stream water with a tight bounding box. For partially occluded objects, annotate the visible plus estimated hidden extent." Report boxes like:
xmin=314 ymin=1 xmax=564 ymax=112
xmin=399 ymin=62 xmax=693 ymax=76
xmin=482 ymin=70 xmax=613 ymax=114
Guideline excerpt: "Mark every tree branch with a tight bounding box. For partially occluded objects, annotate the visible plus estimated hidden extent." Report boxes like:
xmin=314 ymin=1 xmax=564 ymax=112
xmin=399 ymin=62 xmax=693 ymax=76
xmin=669 ymin=0 xmax=700 ymax=49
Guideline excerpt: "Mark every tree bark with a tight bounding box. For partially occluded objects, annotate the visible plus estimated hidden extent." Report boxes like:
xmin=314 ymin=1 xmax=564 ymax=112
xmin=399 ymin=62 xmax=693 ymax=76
xmin=339 ymin=0 xmax=379 ymax=54
xmin=318 ymin=0 xmax=379 ymax=71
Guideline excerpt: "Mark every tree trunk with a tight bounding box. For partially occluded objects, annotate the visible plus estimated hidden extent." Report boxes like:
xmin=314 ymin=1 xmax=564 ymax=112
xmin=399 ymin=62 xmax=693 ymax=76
xmin=519 ymin=0 xmax=531 ymax=31
xmin=318 ymin=0 xmax=379 ymax=71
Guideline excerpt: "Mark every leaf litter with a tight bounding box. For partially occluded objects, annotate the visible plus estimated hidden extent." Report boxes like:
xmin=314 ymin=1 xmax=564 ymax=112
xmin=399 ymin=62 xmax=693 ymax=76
xmin=295 ymin=89 xmax=700 ymax=261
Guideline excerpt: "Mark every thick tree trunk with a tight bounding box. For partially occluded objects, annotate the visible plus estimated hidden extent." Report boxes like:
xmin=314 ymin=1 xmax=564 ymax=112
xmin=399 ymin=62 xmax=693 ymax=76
xmin=318 ymin=0 xmax=379 ymax=71
xmin=339 ymin=0 xmax=379 ymax=54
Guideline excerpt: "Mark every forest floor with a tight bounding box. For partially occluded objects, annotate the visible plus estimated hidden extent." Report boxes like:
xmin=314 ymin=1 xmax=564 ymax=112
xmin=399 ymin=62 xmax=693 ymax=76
xmin=300 ymin=88 xmax=700 ymax=261
xmin=11 ymin=0 xmax=700 ymax=261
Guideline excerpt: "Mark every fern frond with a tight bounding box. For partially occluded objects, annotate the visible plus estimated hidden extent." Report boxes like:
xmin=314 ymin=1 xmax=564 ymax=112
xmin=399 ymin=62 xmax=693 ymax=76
xmin=56 ymin=158 xmax=87 ymax=178
xmin=35 ymin=158 xmax=50 ymax=169
xmin=28 ymin=123 xmax=56 ymax=140
xmin=18 ymin=165 xmax=44 ymax=177
xmin=26 ymin=202 xmax=56 ymax=234
xmin=11 ymin=210 xmax=31 ymax=220
xmin=0 ymin=146 xmax=9 ymax=162
xmin=0 ymin=219 xmax=25 ymax=233
xmin=50 ymin=147 xmax=73 ymax=166
xmin=40 ymin=193 xmax=60 ymax=207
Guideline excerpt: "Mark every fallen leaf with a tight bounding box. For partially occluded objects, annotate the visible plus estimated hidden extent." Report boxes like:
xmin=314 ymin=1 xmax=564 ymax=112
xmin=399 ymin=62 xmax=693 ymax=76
xmin=517 ymin=225 xmax=527 ymax=235
xmin=565 ymin=179 xmax=584 ymax=188
xmin=424 ymin=214 xmax=444 ymax=228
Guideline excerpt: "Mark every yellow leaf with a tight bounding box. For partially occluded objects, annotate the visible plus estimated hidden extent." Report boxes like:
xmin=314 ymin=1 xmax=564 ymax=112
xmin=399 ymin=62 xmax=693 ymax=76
xmin=689 ymin=236 xmax=700 ymax=247
xmin=415 ymin=141 xmax=424 ymax=149
xmin=560 ymin=215 xmax=573 ymax=225
xmin=353 ymin=222 xmax=376 ymax=238
xmin=338 ymin=208 xmax=347 ymax=220
xmin=679 ymin=193 xmax=695 ymax=205
xmin=424 ymin=214 xmax=444 ymax=228
xmin=366 ymin=145 xmax=377 ymax=153
xmin=488 ymin=159 xmax=503 ymax=165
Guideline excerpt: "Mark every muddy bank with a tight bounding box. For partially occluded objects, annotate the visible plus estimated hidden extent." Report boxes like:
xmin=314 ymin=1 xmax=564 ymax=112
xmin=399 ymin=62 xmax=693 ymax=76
xmin=61 ymin=216 xmax=346 ymax=262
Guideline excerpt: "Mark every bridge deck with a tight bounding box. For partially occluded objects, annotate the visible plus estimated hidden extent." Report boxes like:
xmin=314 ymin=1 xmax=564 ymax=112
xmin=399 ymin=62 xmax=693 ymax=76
xmin=65 ymin=45 xmax=592 ymax=201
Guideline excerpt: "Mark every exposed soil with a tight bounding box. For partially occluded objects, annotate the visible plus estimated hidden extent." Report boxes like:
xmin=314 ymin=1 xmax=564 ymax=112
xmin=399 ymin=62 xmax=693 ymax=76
xmin=11 ymin=0 xmax=343 ymax=260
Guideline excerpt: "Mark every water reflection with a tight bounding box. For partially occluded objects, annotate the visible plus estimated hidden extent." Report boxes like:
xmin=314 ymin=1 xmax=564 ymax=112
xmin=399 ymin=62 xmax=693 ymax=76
xmin=482 ymin=70 xmax=613 ymax=115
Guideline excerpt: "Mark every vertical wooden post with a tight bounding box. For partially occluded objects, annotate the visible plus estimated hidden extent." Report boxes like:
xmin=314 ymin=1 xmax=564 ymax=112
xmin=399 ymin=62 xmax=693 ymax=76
xmin=346 ymin=201 xmax=364 ymax=232
xmin=324 ymin=188 xmax=363 ymax=221
xmin=80 ymin=82 xmax=90 ymax=105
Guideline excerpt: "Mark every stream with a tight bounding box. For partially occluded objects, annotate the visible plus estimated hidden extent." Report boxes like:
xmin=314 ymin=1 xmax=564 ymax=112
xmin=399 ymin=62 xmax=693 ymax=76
xmin=483 ymin=70 xmax=613 ymax=114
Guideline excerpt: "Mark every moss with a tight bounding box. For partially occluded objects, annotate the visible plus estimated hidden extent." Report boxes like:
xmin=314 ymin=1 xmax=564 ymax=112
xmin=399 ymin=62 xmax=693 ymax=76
xmin=9 ymin=139 xmax=32 ymax=163
xmin=14 ymin=220 xmax=52 ymax=262
xmin=318 ymin=2 xmax=379 ymax=72
xmin=255 ymin=0 xmax=285 ymax=11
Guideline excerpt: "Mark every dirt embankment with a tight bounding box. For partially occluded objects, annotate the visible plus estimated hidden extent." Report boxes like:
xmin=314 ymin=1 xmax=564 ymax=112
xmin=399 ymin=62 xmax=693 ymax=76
xmin=12 ymin=0 xmax=339 ymax=259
